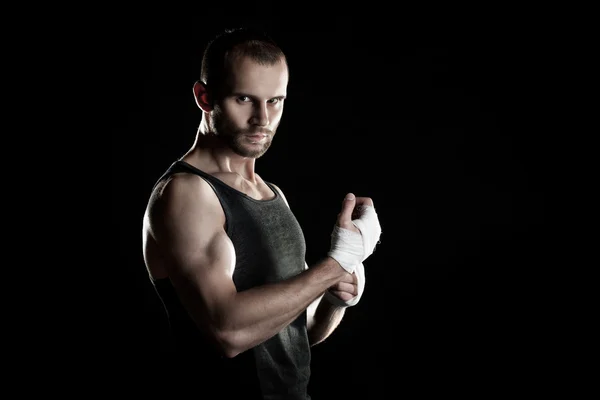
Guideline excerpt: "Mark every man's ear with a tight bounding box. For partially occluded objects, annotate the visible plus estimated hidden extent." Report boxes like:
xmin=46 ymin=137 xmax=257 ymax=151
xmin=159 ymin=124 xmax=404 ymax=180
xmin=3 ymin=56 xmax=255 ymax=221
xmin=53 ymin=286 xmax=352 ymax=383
xmin=193 ymin=80 xmax=213 ymax=112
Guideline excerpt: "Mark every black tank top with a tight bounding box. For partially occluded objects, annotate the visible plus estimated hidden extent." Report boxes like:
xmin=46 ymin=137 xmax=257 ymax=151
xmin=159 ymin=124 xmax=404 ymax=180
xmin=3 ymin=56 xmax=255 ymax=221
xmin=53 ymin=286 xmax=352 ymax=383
xmin=150 ymin=160 xmax=311 ymax=399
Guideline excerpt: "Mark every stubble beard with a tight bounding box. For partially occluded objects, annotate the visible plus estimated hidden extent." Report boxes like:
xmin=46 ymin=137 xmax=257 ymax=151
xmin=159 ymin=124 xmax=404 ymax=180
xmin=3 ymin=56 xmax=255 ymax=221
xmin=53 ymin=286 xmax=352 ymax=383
xmin=211 ymin=110 xmax=275 ymax=159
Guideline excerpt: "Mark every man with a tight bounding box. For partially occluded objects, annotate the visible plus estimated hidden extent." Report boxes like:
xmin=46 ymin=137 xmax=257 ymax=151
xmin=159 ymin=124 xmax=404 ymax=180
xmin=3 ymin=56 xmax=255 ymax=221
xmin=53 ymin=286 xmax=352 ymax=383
xmin=142 ymin=27 xmax=382 ymax=399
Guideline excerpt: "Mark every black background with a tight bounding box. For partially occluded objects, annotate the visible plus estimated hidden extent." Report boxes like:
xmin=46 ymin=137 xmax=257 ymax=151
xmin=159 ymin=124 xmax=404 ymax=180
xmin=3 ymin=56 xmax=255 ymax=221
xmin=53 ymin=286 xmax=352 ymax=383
xmin=111 ymin=14 xmax=554 ymax=398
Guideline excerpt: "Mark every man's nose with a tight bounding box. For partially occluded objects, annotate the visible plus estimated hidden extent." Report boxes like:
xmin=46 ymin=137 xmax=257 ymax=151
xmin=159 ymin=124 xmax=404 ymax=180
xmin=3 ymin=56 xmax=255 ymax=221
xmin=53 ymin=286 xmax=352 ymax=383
xmin=250 ymin=103 xmax=269 ymax=126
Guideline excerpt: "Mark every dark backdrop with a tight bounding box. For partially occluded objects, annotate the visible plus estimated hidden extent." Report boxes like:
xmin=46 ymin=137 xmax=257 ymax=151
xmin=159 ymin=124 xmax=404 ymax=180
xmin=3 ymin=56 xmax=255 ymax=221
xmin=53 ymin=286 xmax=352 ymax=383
xmin=111 ymin=15 xmax=551 ymax=398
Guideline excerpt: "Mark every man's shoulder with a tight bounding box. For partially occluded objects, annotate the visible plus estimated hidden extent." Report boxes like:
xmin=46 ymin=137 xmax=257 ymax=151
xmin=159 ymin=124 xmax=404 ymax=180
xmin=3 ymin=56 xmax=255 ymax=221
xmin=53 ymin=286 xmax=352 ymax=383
xmin=149 ymin=171 xmax=220 ymax=212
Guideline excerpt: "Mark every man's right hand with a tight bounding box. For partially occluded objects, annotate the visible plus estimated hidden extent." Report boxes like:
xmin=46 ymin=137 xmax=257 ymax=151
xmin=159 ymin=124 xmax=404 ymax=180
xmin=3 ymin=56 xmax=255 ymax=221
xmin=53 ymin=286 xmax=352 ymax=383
xmin=327 ymin=193 xmax=380 ymax=273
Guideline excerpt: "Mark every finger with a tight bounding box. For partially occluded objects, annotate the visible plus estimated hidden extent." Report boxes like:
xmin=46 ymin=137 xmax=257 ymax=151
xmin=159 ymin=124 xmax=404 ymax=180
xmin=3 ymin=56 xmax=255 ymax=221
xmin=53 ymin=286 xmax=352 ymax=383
xmin=337 ymin=193 xmax=356 ymax=225
xmin=332 ymin=281 xmax=358 ymax=295
xmin=337 ymin=272 xmax=355 ymax=283
xmin=329 ymin=290 xmax=357 ymax=302
xmin=354 ymin=197 xmax=374 ymax=208
xmin=351 ymin=197 xmax=374 ymax=219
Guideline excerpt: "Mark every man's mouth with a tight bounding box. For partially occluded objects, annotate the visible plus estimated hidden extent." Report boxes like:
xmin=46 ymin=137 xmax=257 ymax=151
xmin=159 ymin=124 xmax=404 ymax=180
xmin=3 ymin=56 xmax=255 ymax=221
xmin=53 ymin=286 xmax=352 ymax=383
xmin=244 ymin=133 xmax=268 ymax=142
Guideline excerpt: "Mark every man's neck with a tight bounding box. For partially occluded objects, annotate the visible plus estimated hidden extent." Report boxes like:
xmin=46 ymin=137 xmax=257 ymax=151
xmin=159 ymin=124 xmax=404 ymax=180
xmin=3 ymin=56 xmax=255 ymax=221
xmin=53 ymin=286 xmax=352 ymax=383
xmin=182 ymin=135 xmax=258 ymax=183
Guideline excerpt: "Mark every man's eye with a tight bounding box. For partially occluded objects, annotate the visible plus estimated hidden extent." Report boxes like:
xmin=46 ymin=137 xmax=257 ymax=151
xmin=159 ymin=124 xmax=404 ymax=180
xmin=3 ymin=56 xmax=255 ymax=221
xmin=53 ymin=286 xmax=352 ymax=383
xmin=238 ymin=96 xmax=251 ymax=102
xmin=268 ymin=98 xmax=280 ymax=104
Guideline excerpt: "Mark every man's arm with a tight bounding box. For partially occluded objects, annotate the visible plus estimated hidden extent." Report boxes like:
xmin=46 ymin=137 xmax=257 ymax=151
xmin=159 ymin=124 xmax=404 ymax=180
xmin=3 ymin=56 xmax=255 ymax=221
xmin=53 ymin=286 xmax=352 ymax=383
xmin=306 ymin=290 xmax=346 ymax=345
xmin=272 ymin=184 xmax=354 ymax=345
xmin=147 ymin=174 xmax=347 ymax=358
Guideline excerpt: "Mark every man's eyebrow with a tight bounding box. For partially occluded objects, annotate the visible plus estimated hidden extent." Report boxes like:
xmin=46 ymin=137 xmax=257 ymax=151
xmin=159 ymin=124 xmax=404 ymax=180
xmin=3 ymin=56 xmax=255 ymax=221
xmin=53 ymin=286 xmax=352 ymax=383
xmin=232 ymin=93 xmax=287 ymax=100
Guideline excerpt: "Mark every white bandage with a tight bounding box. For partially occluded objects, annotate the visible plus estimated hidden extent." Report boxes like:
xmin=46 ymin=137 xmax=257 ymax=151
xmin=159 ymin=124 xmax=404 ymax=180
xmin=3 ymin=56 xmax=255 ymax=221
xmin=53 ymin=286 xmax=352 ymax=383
xmin=324 ymin=262 xmax=365 ymax=308
xmin=324 ymin=205 xmax=380 ymax=307
xmin=327 ymin=226 xmax=363 ymax=274
xmin=327 ymin=205 xmax=382 ymax=273
xmin=351 ymin=205 xmax=382 ymax=260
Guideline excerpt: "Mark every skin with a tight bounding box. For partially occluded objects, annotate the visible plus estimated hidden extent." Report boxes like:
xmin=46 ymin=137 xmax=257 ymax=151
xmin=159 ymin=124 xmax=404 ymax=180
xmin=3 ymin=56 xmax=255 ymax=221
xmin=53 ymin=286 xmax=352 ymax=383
xmin=142 ymin=53 xmax=375 ymax=358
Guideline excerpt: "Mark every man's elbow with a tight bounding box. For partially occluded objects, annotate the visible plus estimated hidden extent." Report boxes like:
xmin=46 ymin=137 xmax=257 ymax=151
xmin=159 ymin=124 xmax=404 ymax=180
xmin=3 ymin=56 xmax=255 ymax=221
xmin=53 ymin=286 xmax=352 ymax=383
xmin=212 ymin=328 xmax=249 ymax=358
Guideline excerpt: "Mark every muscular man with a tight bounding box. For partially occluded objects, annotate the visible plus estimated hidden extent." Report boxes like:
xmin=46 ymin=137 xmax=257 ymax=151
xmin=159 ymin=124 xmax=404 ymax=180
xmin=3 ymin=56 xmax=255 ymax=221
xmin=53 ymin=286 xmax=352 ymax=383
xmin=142 ymin=27 xmax=382 ymax=399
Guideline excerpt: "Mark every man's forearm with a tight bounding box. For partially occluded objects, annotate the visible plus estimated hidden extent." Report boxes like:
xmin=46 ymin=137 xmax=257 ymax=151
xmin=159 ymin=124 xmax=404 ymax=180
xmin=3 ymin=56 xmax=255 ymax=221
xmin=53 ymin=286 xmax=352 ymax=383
xmin=307 ymin=297 xmax=346 ymax=346
xmin=220 ymin=257 xmax=344 ymax=356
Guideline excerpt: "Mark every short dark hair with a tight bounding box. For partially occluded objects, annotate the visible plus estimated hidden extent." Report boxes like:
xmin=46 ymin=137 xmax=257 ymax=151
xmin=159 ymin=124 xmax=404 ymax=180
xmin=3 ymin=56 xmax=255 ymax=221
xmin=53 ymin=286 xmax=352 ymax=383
xmin=200 ymin=27 xmax=287 ymax=94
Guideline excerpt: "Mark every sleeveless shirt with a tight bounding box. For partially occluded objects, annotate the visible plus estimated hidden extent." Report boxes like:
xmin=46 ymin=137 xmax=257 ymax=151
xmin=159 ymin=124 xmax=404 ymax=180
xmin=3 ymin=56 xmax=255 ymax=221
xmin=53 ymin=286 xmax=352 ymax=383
xmin=150 ymin=160 xmax=311 ymax=399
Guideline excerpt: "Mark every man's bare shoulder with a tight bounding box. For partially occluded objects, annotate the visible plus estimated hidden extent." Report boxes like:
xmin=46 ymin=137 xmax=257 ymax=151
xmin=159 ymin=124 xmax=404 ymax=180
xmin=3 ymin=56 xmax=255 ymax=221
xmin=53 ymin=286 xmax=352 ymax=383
xmin=143 ymin=170 xmax=232 ymax=281
xmin=150 ymin=171 xmax=213 ymax=201
xmin=146 ymin=172 xmax=223 ymax=229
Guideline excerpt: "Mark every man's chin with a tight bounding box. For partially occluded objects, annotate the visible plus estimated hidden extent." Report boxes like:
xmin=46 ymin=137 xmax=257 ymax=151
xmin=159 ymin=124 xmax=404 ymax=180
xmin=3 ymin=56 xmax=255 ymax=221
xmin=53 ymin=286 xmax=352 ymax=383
xmin=232 ymin=141 xmax=271 ymax=159
xmin=241 ymin=150 xmax=267 ymax=159
xmin=229 ymin=147 xmax=262 ymax=159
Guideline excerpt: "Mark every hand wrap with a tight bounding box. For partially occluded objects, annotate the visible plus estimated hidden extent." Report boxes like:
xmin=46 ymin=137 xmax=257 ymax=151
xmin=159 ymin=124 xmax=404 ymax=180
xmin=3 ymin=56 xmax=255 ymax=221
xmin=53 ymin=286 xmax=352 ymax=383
xmin=327 ymin=205 xmax=382 ymax=273
xmin=325 ymin=204 xmax=381 ymax=306
xmin=327 ymin=226 xmax=363 ymax=274
xmin=350 ymin=205 xmax=382 ymax=260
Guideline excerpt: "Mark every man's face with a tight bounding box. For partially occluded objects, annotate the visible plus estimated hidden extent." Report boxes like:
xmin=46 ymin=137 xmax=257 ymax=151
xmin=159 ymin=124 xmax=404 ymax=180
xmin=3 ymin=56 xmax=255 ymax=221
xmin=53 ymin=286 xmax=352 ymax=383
xmin=210 ymin=55 xmax=288 ymax=159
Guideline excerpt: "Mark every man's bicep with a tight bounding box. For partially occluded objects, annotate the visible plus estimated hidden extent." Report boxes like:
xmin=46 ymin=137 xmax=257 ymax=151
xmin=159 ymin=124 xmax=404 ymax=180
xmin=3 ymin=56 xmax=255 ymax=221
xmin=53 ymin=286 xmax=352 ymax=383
xmin=166 ymin=229 xmax=238 ymax=323
xmin=150 ymin=176 xmax=237 ymax=322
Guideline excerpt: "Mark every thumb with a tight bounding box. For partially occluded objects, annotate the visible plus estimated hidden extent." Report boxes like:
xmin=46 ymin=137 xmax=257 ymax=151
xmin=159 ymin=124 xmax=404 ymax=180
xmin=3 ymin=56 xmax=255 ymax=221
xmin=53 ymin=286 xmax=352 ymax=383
xmin=337 ymin=193 xmax=356 ymax=225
